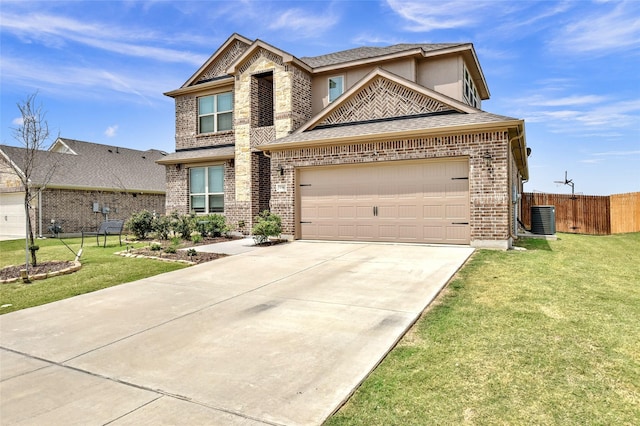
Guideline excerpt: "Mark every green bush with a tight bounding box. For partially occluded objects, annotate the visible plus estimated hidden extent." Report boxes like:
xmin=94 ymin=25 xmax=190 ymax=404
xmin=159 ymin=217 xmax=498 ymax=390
xmin=153 ymin=215 xmax=172 ymax=240
xmin=198 ymin=214 xmax=230 ymax=237
xmin=164 ymin=245 xmax=177 ymax=254
xmin=127 ymin=210 xmax=154 ymax=239
xmin=190 ymin=231 xmax=202 ymax=244
xmin=252 ymin=210 xmax=282 ymax=245
xmin=169 ymin=211 xmax=195 ymax=238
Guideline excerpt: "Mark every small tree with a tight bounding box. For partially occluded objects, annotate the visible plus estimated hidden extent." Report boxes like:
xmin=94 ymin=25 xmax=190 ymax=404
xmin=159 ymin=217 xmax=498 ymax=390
xmin=8 ymin=93 xmax=58 ymax=269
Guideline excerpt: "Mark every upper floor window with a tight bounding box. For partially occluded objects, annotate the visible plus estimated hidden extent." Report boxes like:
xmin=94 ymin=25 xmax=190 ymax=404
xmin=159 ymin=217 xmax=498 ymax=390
xmin=189 ymin=165 xmax=224 ymax=213
xmin=198 ymin=92 xmax=233 ymax=134
xmin=463 ymin=66 xmax=480 ymax=108
xmin=328 ymin=76 xmax=344 ymax=103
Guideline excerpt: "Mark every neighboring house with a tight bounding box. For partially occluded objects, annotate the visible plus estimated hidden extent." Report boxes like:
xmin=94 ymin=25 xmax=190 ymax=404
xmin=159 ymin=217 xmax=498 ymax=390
xmin=0 ymin=138 xmax=166 ymax=239
xmin=159 ymin=33 xmax=529 ymax=249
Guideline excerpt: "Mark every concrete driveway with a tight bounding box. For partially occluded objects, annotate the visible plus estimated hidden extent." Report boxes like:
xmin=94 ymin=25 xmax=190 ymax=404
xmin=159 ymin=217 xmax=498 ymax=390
xmin=0 ymin=241 xmax=473 ymax=425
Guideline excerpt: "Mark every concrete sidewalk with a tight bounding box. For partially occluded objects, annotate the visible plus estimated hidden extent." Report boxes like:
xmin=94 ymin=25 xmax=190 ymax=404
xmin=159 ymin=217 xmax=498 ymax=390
xmin=0 ymin=241 xmax=473 ymax=425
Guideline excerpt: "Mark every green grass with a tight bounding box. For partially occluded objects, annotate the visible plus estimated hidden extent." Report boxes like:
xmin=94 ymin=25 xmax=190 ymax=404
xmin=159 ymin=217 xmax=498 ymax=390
xmin=0 ymin=237 xmax=187 ymax=314
xmin=326 ymin=233 xmax=640 ymax=425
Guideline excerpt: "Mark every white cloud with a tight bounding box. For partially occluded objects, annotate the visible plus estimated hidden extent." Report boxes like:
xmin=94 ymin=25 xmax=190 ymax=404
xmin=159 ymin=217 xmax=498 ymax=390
xmin=268 ymin=8 xmax=339 ymax=35
xmin=551 ymin=1 xmax=640 ymax=54
xmin=385 ymin=0 xmax=491 ymax=31
xmin=105 ymin=125 xmax=119 ymax=138
xmin=527 ymin=95 xmax=607 ymax=107
xmin=593 ymin=150 xmax=640 ymax=156
xmin=12 ymin=117 xmax=24 ymax=126
xmin=0 ymin=12 xmax=207 ymax=65
xmin=0 ymin=55 xmax=175 ymax=104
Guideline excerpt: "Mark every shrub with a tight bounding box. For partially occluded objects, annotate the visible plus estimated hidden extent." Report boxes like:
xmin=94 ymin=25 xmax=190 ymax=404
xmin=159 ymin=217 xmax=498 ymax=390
xmin=164 ymin=246 xmax=177 ymax=254
xmin=170 ymin=212 xmax=195 ymax=238
xmin=202 ymin=214 xmax=230 ymax=237
xmin=127 ymin=210 xmax=154 ymax=239
xmin=150 ymin=242 xmax=162 ymax=251
xmin=190 ymin=231 xmax=202 ymax=244
xmin=153 ymin=215 xmax=172 ymax=240
xmin=252 ymin=210 xmax=282 ymax=245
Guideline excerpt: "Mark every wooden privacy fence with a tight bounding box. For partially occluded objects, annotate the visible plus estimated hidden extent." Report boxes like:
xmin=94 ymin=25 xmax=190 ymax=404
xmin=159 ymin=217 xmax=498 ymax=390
xmin=520 ymin=192 xmax=640 ymax=235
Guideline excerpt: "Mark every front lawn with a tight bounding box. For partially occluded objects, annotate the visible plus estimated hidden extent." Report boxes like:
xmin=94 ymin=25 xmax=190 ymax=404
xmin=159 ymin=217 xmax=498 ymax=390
xmin=0 ymin=237 xmax=188 ymax=314
xmin=327 ymin=233 xmax=640 ymax=425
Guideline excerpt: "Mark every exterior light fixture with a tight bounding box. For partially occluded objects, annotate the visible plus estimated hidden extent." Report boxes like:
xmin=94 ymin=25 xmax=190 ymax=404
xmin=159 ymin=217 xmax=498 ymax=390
xmin=483 ymin=152 xmax=492 ymax=167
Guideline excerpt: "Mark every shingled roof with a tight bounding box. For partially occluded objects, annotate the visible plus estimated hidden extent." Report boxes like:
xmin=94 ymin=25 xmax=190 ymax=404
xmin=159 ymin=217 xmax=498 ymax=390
xmin=0 ymin=138 xmax=166 ymax=193
xmin=259 ymin=111 xmax=522 ymax=149
xmin=300 ymin=43 xmax=465 ymax=68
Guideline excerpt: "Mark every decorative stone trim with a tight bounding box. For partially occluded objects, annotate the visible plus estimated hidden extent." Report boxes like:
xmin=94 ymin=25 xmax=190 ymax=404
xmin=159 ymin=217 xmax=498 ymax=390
xmin=0 ymin=261 xmax=82 ymax=284
xmin=113 ymin=250 xmax=196 ymax=265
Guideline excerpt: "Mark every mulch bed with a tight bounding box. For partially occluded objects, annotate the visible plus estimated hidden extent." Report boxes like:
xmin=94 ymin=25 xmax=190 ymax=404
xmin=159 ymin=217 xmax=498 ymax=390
xmin=124 ymin=248 xmax=226 ymax=264
xmin=0 ymin=261 xmax=76 ymax=282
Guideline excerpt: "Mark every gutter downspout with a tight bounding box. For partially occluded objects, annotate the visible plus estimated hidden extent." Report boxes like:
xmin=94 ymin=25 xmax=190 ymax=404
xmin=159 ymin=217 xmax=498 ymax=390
xmin=508 ymin=130 xmax=524 ymax=240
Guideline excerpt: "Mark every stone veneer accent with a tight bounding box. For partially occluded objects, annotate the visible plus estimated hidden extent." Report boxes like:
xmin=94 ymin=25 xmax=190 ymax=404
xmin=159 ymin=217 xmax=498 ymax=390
xmin=269 ymin=130 xmax=515 ymax=247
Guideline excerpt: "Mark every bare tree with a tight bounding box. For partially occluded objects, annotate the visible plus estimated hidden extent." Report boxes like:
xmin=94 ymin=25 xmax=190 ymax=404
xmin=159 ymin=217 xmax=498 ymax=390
xmin=8 ymin=93 xmax=58 ymax=270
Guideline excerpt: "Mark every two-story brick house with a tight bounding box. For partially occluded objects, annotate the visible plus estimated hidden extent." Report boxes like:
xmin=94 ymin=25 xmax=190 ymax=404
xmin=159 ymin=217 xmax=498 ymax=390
xmin=159 ymin=33 xmax=529 ymax=249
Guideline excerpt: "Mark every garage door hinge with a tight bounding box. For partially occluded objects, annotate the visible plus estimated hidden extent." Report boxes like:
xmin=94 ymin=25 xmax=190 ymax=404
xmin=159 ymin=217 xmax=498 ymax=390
xmin=451 ymin=177 xmax=469 ymax=180
xmin=452 ymin=222 xmax=469 ymax=225
xmin=299 ymin=184 xmax=312 ymax=187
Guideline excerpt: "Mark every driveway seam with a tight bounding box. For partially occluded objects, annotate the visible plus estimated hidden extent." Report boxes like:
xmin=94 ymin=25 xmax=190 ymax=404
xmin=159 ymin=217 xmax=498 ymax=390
xmin=2 ymin=346 xmax=281 ymax=426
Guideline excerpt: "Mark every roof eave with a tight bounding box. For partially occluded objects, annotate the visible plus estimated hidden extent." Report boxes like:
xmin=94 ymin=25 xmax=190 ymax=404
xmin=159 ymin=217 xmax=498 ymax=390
xmin=310 ymin=47 xmax=425 ymax=74
xmin=164 ymin=76 xmax=235 ymax=98
xmin=258 ymin=119 xmax=525 ymax=152
xmin=156 ymin=153 xmax=235 ymax=165
xmin=43 ymin=184 xmax=165 ymax=193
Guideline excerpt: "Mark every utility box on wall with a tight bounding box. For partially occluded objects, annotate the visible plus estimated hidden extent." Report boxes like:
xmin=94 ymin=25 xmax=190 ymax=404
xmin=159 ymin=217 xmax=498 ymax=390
xmin=92 ymin=202 xmax=100 ymax=213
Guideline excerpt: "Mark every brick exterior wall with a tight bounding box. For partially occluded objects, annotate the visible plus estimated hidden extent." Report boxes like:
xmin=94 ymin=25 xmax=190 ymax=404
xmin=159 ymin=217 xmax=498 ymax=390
xmin=165 ymin=163 xmax=188 ymax=214
xmin=174 ymin=94 xmax=236 ymax=151
xmin=269 ymin=130 xmax=514 ymax=247
xmin=37 ymin=188 xmax=165 ymax=235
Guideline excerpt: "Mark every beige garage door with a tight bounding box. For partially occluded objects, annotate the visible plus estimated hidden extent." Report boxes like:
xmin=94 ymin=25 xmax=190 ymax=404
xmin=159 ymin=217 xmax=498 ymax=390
xmin=0 ymin=192 xmax=27 ymax=239
xmin=299 ymin=158 xmax=469 ymax=244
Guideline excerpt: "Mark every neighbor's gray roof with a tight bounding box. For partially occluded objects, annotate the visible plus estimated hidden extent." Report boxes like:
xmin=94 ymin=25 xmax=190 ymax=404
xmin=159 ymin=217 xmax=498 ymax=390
xmin=300 ymin=43 xmax=465 ymax=68
xmin=0 ymin=138 xmax=167 ymax=192
xmin=260 ymin=111 xmax=521 ymax=148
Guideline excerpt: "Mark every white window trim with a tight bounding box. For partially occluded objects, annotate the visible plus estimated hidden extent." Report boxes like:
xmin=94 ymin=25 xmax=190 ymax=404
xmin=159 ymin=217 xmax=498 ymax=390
xmin=463 ymin=65 xmax=480 ymax=108
xmin=328 ymin=75 xmax=344 ymax=103
xmin=189 ymin=165 xmax=224 ymax=214
xmin=198 ymin=92 xmax=233 ymax=134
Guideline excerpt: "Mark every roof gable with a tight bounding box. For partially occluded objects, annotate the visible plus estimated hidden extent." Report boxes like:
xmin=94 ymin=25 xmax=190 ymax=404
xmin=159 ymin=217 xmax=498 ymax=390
xmin=182 ymin=33 xmax=253 ymax=88
xmin=298 ymin=68 xmax=478 ymax=133
xmin=226 ymin=39 xmax=312 ymax=75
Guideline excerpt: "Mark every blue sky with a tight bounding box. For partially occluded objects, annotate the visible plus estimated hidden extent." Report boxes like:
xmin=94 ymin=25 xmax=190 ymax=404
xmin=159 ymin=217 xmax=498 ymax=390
xmin=1 ymin=0 xmax=638 ymax=195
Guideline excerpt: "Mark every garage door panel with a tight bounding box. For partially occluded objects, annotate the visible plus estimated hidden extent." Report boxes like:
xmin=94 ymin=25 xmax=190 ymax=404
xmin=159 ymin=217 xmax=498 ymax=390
xmin=299 ymin=159 xmax=469 ymax=244
xmin=0 ymin=192 xmax=27 ymax=238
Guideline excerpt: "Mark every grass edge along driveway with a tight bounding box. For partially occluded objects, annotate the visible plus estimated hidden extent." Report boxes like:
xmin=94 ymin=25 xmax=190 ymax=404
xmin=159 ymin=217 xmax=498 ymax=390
xmin=326 ymin=233 xmax=640 ymax=425
xmin=0 ymin=237 xmax=187 ymax=314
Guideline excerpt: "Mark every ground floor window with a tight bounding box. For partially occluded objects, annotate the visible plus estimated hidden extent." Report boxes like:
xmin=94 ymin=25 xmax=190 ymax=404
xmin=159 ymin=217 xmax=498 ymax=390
xmin=189 ymin=165 xmax=224 ymax=213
